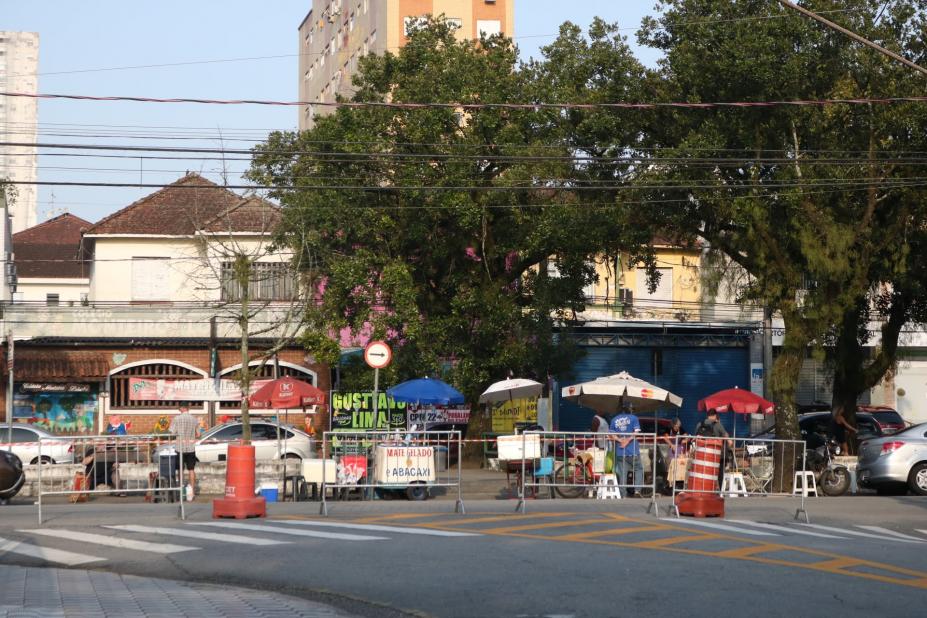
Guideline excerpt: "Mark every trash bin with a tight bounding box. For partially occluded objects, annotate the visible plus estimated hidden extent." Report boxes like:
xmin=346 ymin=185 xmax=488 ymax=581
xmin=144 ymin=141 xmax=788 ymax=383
xmin=158 ymin=451 xmax=179 ymax=487
xmin=434 ymin=446 xmax=449 ymax=472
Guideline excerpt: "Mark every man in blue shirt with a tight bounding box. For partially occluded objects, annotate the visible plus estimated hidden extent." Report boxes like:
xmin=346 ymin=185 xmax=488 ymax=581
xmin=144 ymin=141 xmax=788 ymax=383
xmin=609 ymin=405 xmax=643 ymax=497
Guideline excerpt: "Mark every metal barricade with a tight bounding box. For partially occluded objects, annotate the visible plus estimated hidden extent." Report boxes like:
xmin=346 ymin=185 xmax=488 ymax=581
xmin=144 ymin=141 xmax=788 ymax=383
xmin=666 ymin=434 xmax=810 ymax=521
xmin=36 ymin=433 xmax=185 ymax=524
xmin=320 ymin=430 xmax=464 ymax=516
xmin=510 ymin=431 xmax=661 ymax=515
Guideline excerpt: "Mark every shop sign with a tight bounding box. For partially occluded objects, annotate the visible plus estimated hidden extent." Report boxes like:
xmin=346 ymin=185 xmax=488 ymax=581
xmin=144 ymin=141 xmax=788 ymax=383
xmin=128 ymin=378 xmax=271 ymax=401
xmin=13 ymin=383 xmax=97 ymax=434
xmin=330 ymin=391 xmax=407 ymax=431
xmin=20 ymin=382 xmax=92 ymax=393
xmin=491 ymin=397 xmax=538 ymax=433
xmin=407 ymin=406 xmax=471 ymax=426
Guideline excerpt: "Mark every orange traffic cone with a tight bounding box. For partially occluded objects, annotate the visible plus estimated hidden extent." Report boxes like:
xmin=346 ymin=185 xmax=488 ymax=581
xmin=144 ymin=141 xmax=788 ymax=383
xmin=675 ymin=437 xmax=725 ymax=517
xmin=212 ymin=443 xmax=266 ymax=519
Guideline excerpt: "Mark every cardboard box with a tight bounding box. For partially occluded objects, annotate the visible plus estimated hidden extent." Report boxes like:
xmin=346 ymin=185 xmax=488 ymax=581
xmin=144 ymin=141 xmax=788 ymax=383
xmin=496 ymin=434 xmax=541 ymax=461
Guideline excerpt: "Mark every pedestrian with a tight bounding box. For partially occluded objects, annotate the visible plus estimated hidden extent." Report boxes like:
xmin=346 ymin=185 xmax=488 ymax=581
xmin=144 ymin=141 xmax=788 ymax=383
xmin=695 ymin=409 xmax=734 ymax=488
xmin=609 ymin=404 xmax=643 ymax=497
xmin=169 ymin=406 xmax=199 ymax=499
xmin=828 ymin=411 xmax=857 ymax=455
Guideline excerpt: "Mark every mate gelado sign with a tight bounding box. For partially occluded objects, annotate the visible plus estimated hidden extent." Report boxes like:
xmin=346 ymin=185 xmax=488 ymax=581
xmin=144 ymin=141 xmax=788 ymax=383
xmin=330 ymin=392 xmax=408 ymax=431
xmin=374 ymin=446 xmax=436 ymax=484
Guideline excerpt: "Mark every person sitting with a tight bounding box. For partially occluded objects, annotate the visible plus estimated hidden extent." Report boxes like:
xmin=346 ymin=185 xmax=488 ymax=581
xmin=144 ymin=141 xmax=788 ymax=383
xmin=81 ymin=446 xmax=121 ymax=491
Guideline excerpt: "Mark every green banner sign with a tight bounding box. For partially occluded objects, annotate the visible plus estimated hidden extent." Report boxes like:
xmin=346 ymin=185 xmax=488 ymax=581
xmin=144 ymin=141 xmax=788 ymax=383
xmin=330 ymin=391 xmax=408 ymax=431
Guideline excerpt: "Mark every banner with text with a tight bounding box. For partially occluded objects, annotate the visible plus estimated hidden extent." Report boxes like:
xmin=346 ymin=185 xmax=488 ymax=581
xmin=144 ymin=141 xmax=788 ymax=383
xmin=330 ymin=391 xmax=408 ymax=431
xmin=128 ymin=378 xmax=272 ymax=402
xmin=491 ymin=397 xmax=538 ymax=433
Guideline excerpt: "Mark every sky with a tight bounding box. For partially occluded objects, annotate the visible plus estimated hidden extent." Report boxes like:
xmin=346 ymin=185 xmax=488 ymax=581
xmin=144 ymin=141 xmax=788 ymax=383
xmin=2 ymin=1 xmax=663 ymax=225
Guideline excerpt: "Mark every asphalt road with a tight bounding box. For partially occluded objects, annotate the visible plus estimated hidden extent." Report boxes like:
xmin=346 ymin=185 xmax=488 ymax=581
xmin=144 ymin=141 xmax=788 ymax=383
xmin=1 ymin=496 xmax=926 ymax=617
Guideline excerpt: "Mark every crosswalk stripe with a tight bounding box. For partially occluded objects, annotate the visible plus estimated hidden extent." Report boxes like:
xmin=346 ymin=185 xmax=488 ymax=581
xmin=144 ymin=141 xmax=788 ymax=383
xmin=916 ymin=530 xmax=927 ymax=539
xmin=274 ymin=520 xmax=480 ymax=537
xmin=856 ymin=526 xmax=926 ymax=543
xmin=800 ymin=524 xmax=923 ymax=544
xmin=18 ymin=529 xmax=199 ymax=554
xmin=188 ymin=522 xmax=387 ymax=541
xmin=727 ymin=520 xmax=847 ymax=539
xmin=661 ymin=519 xmax=780 ymax=537
xmin=0 ymin=536 xmax=104 ymax=566
xmin=104 ymin=525 xmax=290 ymax=546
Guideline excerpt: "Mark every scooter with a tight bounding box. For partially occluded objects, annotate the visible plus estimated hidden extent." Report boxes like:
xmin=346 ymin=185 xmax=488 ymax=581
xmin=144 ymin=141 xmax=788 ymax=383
xmin=807 ymin=438 xmax=851 ymax=496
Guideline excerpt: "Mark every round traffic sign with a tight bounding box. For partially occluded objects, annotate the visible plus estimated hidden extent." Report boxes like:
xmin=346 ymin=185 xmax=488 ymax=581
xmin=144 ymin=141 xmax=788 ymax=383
xmin=364 ymin=341 xmax=392 ymax=369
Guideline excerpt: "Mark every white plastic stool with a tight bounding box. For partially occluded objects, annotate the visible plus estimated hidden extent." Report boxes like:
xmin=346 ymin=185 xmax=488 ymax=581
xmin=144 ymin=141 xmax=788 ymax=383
xmin=596 ymin=474 xmax=622 ymax=500
xmin=792 ymin=471 xmax=818 ymax=496
xmin=722 ymin=472 xmax=748 ymax=497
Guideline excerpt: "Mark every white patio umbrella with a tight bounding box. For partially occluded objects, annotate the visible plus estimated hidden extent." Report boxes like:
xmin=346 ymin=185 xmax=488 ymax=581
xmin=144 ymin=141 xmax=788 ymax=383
xmin=561 ymin=371 xmax=683 ymax=413
xmin=479 ymin=378 xmax=544 ymax=404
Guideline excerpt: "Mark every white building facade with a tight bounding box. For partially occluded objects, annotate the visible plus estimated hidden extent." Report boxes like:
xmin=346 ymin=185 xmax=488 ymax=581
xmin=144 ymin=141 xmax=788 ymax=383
xmin=0 ymin=31 xmax=39 ymax=233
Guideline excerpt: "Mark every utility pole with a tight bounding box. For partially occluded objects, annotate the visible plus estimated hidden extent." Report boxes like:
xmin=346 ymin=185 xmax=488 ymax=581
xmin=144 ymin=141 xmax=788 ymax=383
xmin=776 ymin=0 xmax=927 ymax=77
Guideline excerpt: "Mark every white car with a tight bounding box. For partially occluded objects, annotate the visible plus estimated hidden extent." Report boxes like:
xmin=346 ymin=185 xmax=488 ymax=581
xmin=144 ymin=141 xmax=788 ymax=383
xmin=158 ymin=421 xmax=316 ymax=463
xmin=0 ymin=423 xmax=76 ymax=464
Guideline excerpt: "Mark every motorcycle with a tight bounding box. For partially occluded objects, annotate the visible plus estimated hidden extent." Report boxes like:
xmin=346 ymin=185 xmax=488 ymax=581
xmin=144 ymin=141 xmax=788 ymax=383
xmin=807 ymin=438 xmax=851 ymax=496
xmin=0 ymin=450 xmax=26 ymax=505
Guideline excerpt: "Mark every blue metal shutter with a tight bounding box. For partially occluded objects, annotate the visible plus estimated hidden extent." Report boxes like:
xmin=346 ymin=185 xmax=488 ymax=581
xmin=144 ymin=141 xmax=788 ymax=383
xmin=557 ymin=347 xmax=651 ymax=431
xmin=671 ymin=348 xmax=751 ymax=437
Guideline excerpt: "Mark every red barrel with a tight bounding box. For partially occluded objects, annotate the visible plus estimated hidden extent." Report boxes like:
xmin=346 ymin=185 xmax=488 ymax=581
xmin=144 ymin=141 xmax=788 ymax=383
xmin=675 ymin=437 xmax=725 ymax=517
xmin=213 ymin=443 xmax=266 ymax=519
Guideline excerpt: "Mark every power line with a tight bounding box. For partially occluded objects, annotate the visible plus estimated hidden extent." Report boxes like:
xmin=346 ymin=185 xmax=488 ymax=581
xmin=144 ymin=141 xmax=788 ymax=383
xmin=5 ymin=91 xmax=927 ymax=110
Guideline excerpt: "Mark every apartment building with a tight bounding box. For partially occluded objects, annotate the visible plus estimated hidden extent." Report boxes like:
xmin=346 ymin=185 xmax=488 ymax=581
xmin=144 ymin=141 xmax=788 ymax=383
xmin=297 ymin=0 xmax=514 ymax=130
xmin=0 ymin=31 xmax=39 ymax=232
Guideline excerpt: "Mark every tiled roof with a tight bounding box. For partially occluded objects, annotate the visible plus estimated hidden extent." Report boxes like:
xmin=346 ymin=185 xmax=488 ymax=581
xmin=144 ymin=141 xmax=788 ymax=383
xmin=202 ymin=196 xmax=281 ymax=234
xmin=84 ymin=173 xmax=243 ymax=236
xmin=13 ymin=350 xmax=110 ymax=381
xmin=12 ymin=213 xmax=92 ymax=278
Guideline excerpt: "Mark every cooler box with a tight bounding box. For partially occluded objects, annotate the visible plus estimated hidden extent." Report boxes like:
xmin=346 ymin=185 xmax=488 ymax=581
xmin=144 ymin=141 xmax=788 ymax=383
xmin=497 ymin=434 xmax=541 ymax=461
xmin=583 ymin=447 xmax=607 ymax=474
xmin=374 ymin=445 xmax=436 ymax=484
xmin=301 ymin=459 xmax=337 ymax=484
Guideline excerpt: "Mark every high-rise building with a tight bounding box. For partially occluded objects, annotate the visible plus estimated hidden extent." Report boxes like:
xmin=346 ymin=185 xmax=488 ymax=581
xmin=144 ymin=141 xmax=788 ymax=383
xmin=298 ymin=0 xmax=513 ymax=130
xmin=0 ymin=31 xmax=39 ymax=232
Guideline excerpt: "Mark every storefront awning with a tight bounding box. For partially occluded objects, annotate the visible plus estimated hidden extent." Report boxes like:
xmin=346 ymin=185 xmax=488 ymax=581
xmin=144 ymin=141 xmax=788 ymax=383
xmin=12 ymin=351 xmax=110 ymax=382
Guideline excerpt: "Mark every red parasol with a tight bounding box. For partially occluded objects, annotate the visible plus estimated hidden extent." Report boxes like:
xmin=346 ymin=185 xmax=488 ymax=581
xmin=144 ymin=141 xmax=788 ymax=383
xmin=697 ymin=387 xmax=774 ymax=415
xmin=248 ymin=376 xmax=326 ymax=409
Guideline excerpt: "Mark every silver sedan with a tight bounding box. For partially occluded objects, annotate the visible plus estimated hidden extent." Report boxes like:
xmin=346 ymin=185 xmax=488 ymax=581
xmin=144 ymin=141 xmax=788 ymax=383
xmin=857 ymin=423 xmax=927 ymax=495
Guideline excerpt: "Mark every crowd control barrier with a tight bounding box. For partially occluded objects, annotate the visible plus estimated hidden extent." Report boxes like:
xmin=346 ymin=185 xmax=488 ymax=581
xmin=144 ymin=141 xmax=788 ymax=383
xmin=512 ymin=431 xmax=661 ymax=515
xmin=35 ymin=433 xmax=185 ymax=524
xmin=666 ymin=434 xmax=810 ymax=522
xmin=320 ymin=430 xmax=464 ymax=516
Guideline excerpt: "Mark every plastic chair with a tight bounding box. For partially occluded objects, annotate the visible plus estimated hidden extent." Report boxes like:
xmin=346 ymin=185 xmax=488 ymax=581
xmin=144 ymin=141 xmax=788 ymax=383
xmin=722 ymin=472 xmax=749 ymax=497
xmin=531 ymin=457 xmax=554 ymax=499
xmin=596 ymin=474 xmax=622 ymax=500
xmin=792 ymin=471 xmax=818 ymax=497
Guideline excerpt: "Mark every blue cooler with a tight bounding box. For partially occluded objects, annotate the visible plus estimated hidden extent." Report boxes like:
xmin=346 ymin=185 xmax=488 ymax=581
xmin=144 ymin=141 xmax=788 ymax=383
xmin=259 ymin=484 xmax=278 ymax=502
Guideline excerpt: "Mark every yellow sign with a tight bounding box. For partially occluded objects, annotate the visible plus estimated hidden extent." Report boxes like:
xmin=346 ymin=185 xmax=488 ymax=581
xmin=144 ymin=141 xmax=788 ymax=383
xmin=491 ymin=397 xmax=538 ymax=432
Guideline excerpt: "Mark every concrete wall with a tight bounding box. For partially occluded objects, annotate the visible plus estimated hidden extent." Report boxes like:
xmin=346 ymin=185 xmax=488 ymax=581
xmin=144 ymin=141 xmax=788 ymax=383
xmin=16 ymin=278 xmax=90 ymax=303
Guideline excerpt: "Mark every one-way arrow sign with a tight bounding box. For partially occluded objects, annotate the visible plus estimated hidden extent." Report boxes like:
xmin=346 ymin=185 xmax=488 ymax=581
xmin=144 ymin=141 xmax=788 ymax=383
xmin=364 ymin=341 xmax=392 ymax=369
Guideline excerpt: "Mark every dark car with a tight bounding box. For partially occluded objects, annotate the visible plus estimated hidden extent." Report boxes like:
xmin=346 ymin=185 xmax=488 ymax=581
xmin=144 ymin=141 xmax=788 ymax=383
xmin=857 ymin=405 xmax=906 ymax=435
xmin=749 ymin=411 xmax=886 ymax=452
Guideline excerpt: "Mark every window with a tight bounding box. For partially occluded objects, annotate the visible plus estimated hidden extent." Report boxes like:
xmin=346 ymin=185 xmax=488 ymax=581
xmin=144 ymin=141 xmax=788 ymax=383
xmin=477 ymin=20 xmax=502 ymax=37
xmin=131 ymin=257 xmax=170 ymax=301
xmin=46 ymin=293 xmax=59 ymax=306
xmin=213 ymin=425 xmax=244 ymax=441
xmin=404 ymin=16 xmax=428 ymax=36
xmin=635 ymin=267 xmax=673 ymax=303
xmin=109 ymin=362 xmax=203 ymax=410
xmin=220 ymin=261 xmax=296 ymax=302
xmin=11 ymin=428 xmax=35 ymax=443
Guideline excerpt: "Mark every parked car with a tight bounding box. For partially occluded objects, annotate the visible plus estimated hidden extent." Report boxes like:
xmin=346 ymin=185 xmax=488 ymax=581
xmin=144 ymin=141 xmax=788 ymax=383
xmin=857 ymin=405 xmax=906 ymax=434
xmin=748 ymin=411 xmax=886 ymax=453
xmin=156 ymin=420 xmax=316 ymax=463
xmin=857 ymin=422 xmax=927 ymax=495
xmin=0 ymin=423 xmax=75 ymax=464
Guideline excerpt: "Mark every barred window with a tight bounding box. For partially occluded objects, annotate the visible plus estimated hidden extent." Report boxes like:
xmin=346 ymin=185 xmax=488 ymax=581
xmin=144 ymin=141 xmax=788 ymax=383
xmin=220 ymin=262 xmax=296 ymax=302
xmin=219 ymin=364 xmax=316 ymax=410
xmin=110 ymin=363 xmax=202 ymax=410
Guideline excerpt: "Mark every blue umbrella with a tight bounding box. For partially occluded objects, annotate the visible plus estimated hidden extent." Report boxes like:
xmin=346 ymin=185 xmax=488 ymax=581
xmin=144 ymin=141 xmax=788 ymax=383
xmin=387 ymin=377 xmax=465 ymax=406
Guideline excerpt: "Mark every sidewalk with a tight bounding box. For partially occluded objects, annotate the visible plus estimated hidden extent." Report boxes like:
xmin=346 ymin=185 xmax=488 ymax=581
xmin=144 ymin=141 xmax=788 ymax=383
xmin=0 ymin=564 xmax=361 ymax=618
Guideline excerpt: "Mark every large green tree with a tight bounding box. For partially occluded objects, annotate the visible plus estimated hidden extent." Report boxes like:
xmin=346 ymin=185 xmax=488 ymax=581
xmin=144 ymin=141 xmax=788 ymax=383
xmin=248 ymin=19 xmax=653 ymax=408
xmin=633 ymin=0 xmax=927 ymax=462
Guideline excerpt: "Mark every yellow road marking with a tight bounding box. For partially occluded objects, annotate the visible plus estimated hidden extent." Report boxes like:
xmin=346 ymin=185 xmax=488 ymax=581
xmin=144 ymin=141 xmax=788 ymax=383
xmin=557 ymin=526 xmax=667 ymax=541
xmin=290 ymin=510 xmax=927 ymax=590
xmin=479 ymin=518 xmax=611 ymax=534
xmin=632 ymin=534 xmax=722 ymax=548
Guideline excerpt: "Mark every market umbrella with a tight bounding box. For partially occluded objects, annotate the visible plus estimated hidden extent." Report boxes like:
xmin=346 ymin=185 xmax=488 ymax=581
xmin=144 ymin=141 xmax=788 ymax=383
xmin=698 ymin=387 xmax=774 ymax=441
xmin=478 ymin=378 xmax=543 ymax=404
xmin=561 ymin=371 xmax=683 ymax=413
xmin=249 ymin=376 xmax=327 ymax=409
xmin=387 ymin=377 xmax=465 ymax=406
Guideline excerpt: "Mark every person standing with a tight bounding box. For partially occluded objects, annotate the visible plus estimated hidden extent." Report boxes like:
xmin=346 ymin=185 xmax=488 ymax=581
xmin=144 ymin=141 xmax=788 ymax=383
xmin=609 ymin=405 xmax=643 ymax=497
xmin=829 ymin=412 xmax=857 ymax=455
xmin=169 ymin=406 xmax=199 ymax=499
xmin=695 ymin=409 xmax=733 ymax=488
